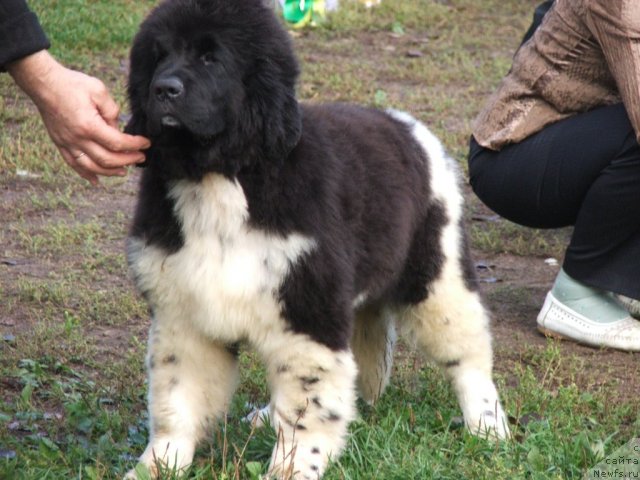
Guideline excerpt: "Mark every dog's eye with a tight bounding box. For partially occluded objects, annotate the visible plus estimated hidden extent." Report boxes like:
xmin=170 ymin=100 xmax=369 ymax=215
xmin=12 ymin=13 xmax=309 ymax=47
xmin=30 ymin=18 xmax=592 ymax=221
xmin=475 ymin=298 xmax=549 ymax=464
xmin=152 ymin=42 xmax=168 ymax=63
xmin=200 ymin=52 xmax=217 ymax=65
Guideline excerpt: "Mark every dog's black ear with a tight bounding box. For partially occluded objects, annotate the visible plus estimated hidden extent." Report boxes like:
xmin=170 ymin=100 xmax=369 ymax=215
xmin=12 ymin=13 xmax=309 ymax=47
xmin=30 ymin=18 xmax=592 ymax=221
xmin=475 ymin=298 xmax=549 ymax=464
xmin=124 ymin=113 xmax=146 ymax=136
xmin=124 ymin=113 xmax=150 ymax=167
xmin=263 ymin=92 xmax=302 ymax=161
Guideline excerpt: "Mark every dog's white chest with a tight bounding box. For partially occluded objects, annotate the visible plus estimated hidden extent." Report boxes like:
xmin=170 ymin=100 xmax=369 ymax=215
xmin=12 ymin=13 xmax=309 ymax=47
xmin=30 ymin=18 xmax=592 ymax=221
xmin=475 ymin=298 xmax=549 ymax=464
xmin=129 ymin=174 xmax=315 ymax=341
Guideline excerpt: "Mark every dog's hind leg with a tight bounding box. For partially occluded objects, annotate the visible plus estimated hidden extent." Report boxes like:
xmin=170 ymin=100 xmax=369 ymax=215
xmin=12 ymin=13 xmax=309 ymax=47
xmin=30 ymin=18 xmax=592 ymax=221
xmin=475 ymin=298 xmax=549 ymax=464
xmin=125 ymin=317 xmax=239 ymax=479
xmin=259 ymin=333 xmax=357 ymax=480
xmin=350 ymin=306 xmax=396 ymax=404
xmin=388 ymin=110 xmax=509 ymax=439
xmin=397 ymin=246 xmax=510 ymax=440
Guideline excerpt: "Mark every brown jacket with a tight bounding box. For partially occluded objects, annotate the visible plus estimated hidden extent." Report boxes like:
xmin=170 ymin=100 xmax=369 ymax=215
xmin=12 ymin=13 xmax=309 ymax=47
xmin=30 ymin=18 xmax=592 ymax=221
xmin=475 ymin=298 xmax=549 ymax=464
xmin=473 ymin=0 xmax=640 ymax=151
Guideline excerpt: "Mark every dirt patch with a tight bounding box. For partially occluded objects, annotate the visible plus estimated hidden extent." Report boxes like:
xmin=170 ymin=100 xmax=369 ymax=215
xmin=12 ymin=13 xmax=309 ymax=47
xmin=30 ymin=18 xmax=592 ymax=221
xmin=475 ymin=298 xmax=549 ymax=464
xmin=475 ymin=248 xmax=640 ymax=403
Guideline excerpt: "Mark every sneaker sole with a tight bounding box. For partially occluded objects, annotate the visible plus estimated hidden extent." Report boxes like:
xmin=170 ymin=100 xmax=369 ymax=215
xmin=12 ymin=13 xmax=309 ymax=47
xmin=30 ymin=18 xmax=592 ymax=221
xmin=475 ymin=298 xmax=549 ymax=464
xmin=536 ymin=324 xmax=604 ymax=348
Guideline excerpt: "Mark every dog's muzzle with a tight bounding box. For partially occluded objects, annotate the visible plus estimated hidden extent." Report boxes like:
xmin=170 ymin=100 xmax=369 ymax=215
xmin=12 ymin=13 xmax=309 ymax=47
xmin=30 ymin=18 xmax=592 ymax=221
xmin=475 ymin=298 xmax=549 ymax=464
xmin=153 ymin=75 xmax=184 ymax=102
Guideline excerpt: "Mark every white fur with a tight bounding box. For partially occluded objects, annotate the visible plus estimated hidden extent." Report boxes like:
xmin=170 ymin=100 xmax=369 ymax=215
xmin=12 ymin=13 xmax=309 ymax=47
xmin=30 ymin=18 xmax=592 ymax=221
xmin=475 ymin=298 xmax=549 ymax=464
xmin=127 ymin=174 xmax=316 ymax=346
xmin=352 ymin=291 xmax=369 ymax=309
xmin=129 ymin=324 xmax=239 ymax=478
xmin=127 ymin=173 xmax=359 ymax=479
xmin=262 ymin=335 xmax=357 ymax=480
xmin=387 ymin=111 xmax=509 ymax=439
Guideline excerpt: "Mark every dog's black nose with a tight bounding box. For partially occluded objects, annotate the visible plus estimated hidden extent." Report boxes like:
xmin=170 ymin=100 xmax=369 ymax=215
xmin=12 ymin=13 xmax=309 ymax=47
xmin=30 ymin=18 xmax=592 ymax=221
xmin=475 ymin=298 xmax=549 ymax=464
xmin=153 ymin=76 xmax=184 ymax=101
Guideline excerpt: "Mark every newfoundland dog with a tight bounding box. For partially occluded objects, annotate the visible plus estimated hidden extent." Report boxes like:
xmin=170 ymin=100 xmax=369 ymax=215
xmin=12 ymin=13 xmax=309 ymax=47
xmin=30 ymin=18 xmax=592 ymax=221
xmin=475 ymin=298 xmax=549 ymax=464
xmin=124 ymin=0 xmax=509 ymax=478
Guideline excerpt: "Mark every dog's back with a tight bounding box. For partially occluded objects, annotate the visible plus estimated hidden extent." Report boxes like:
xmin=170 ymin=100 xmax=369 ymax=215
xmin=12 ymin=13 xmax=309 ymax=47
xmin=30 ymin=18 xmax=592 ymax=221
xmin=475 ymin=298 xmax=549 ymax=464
xmin=277 ymin=103 xmax=466 ymax=306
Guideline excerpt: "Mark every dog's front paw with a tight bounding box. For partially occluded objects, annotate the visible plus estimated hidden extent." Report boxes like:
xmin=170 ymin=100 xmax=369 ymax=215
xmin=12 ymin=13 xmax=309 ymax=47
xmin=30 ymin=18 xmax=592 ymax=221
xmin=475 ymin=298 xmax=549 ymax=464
xmin=455 ymin=371 xmax=510 ymax=440
xmin=466 ymin=398 xmax=510 ymax=440
xmin=462 ymin=387 xmax=510 ymax=440
xmin=267 ymin=441 xmax=333 ymax=480
xmin=265 ymin=461 xmax=323 ymax=480
xmin=125 ymin=437 xmax=195 ymax=480
xmin=123 ymin=462 xmax=156 ymax=480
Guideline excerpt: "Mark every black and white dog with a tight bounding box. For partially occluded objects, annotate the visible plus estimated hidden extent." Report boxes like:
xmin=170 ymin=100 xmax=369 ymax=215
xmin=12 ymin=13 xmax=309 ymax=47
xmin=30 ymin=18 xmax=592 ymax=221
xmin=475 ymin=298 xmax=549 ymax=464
xmin=124 ymin=0 xmax=509 ymax=478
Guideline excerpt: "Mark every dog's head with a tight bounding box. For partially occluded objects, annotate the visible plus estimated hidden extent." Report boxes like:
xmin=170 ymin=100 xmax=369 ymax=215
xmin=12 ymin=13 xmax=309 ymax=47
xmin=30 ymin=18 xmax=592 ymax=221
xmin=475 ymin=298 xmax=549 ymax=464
xmin=126 ymin=0 xmax=302 ymax=178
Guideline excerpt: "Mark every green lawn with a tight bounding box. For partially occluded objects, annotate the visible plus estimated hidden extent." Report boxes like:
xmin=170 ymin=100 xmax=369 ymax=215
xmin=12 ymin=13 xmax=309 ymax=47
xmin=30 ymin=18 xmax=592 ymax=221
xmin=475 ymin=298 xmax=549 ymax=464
xmin=1 ymin=1 xmax=637 ymax=479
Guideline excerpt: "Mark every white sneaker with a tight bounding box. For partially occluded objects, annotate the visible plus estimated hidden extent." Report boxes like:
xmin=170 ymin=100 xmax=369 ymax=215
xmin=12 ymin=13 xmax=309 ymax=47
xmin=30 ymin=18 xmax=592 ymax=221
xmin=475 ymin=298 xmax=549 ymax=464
xmin=537 ymin=291 xmax=640 ymax=351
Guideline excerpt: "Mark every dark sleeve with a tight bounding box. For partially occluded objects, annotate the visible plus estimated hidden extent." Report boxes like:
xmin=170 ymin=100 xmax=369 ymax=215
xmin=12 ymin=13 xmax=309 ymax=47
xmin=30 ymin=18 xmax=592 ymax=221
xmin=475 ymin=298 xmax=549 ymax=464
xmin=0 ymin=0 xmax=50 ymax=71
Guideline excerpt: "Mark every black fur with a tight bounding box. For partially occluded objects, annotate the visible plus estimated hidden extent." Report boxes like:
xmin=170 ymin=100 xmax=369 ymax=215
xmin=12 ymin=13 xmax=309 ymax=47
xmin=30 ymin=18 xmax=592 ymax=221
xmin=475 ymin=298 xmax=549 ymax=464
xmin=127 ymin=0 xmax=448 ymax=351
xmin=126 ymin=0 xmax=301 ymax=178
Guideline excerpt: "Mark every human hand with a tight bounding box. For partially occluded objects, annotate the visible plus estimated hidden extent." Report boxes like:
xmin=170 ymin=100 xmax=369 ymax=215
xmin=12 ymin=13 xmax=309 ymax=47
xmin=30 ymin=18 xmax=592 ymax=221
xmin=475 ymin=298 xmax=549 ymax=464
xmin=7 ymin=51 xmax=150 ymax=185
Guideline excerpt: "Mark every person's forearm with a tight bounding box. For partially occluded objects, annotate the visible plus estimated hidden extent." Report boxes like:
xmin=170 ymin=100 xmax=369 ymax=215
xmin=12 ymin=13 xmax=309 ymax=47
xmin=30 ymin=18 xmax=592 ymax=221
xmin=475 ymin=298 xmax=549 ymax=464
xmin=7 ymin=48 xmax=149 ymax=184
xmin=7 ymin=50 xmax=60 ymax=106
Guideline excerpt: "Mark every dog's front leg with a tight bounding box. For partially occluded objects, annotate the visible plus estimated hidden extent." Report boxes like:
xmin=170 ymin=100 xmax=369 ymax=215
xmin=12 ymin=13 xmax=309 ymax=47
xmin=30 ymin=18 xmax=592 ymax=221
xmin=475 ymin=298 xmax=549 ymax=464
xmin=125 ymin=316 xmax=239 ymax=479
xmin=259 ymin=334 xmax=357 ymax=480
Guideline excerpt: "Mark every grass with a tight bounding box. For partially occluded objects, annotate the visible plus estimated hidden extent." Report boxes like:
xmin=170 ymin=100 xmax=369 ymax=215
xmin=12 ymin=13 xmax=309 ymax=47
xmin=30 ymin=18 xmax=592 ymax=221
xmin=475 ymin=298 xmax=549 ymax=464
xmin=1 ymin=0 xmax=638 ymax=479
xmin=1 ymin=341 xmax=633 ymax=479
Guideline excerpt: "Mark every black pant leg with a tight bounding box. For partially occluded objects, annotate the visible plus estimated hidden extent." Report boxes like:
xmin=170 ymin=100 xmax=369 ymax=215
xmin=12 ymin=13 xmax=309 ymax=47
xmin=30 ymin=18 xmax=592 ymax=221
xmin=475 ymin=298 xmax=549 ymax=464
xmin=564 ymin=126 xmax=640 ymax=299
xmin=468 ymin=103 xmax=640 ymax=298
